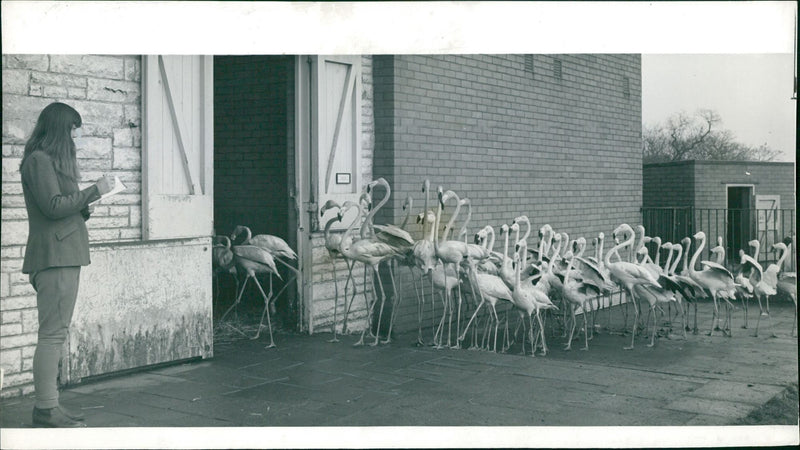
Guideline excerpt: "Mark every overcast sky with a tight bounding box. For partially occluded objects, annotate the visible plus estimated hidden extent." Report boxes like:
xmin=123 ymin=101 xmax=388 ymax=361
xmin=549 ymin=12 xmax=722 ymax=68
xmin=3 ymin=2 xmax=798 ymax=165
xmin=642 ymin=53 xmax=796 ymax=162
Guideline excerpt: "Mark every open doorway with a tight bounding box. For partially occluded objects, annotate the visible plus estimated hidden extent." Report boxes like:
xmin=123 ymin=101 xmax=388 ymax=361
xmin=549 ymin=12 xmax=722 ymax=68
xmin=727 ymin=185 xmax=754 ymax=265
xmin=212 ymin=56 xmax=300 ymax=332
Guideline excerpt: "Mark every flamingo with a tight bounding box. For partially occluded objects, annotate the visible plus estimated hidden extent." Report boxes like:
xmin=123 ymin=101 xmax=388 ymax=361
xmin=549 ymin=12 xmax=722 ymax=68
xmin=510 ymin=250 xmax=558 ymax=356
xmin=381 ymin=194 xmax=420 ymax=344
xmin=413 ymin=209 xmax=437 ymax=345
xmin=687 ymin=231 xmax=737 ymax=337
xmin=605 ymin=224 xmax=662 ymax=350
xmin=212 ymin=235 xmax=237 ymax=309
xmin=675 ymin=237 xmax=707 ymax=334
xmin=230 ymin=225 xmax=300 ymax=319
xmin=732 ymin=239 xmax=760 ymax=329
xmin=320 ymin=200 xmax=347 ymax=342
xmin=341 ymin=191 xmax=375 ymax=335
xmin=359 ymin=178 xmax=414 ymax=345
xmin=411 ymin=179 xmax=438 ymax=345
xmin=571 ymin=238 xmax=614 ymax=337
xmin=561 ymin=238 xmax=599 ymax=351
xmin=433 ymin=187 xmax=471 ymax=348
xmin=217 ymin=241 xmax=282 ymax=347
xmin=337 ymin=200 xmax=403 ymax=346
xmin=751 ymin=241 xmax=794 ymax=337
xmin=775 ymin=236 xmax=796 ymax=336
xmin=633 ymin=244 xmax=681 ymax=346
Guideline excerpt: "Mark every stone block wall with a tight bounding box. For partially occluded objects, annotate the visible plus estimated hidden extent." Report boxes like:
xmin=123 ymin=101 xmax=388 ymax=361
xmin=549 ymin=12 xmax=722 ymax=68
xmin=1 ymin=54 xmax=143 ymax=398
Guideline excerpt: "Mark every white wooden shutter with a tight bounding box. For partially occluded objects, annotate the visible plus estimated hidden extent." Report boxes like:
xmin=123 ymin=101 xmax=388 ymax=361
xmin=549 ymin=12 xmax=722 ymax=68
xmin=756 ymin=194 xmax=780 ymax=258
xmin=142 ymin=55 xmax=213 ymax=240
xmin=313 ymin=55 xmax=362 ymax=230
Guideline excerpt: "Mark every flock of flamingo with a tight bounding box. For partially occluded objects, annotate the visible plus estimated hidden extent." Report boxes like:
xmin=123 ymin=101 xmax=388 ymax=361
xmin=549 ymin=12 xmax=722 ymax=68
xmin=212 ymin=177 xmax=797 ymax=355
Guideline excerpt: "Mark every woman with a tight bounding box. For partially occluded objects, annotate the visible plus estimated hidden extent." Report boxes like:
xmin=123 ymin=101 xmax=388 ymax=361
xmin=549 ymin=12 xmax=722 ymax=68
xmin=20 ymin=102 xmax=113 ymax=428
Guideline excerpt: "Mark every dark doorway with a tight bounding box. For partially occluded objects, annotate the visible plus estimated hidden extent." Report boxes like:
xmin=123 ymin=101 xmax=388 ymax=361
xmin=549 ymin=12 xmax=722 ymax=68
xmin=213 ymin=56 xmax=299 ymax=332
xmin=727 ymin=186 xmax=753 ymax=265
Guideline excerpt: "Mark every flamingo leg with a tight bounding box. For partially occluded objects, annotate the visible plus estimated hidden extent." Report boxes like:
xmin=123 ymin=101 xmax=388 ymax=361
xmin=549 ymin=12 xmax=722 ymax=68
xmin=341 ymin=260 xmax=357 ymax=334
xmin=435 ymin=289 xmax=449 ymax=349
xmin=708 ymin=293 xmax=719 ymax=337
xmin=741 ymin=294 xmax=749 ymax=329
xmin=219 ymin=274 xmax=251 ymax=335
xmin=519 ymin=314 xmax=527 ymax=356
xmin=624 ymin=288 xmax=638 ymax=350
xmin=766 ymin=295 xmax=776 ymax=337
xmin=535 ymin=309 xmax=548 ymax=356
xmin=565 ymin=304 xmax=576 ymax=351
xmin=250 ymin=275 xmax=276 ymax=348
xmin=355 ymin=266 xmax=380 ymax=347
xmin=371 ymin=264 xmax=392 ymax=346
xmin=492 ymin=305 xmax=500 ymax=353
xmin=380 ymin=262 xmax=402 ymax=344
xmin=647 ymin=304 xmax=657 ymax=347
xmin=328 ymin=255 xmax=340 ymax=343
xmin=529 ymin=315 xmax=536 ymax=357
xmin=581 ymin=303 xmax=590 ymax=351
xmin=416 ymin=268 xmax=425 ymax=346
xmin=459 ymin=299 xmax=485 ymax=343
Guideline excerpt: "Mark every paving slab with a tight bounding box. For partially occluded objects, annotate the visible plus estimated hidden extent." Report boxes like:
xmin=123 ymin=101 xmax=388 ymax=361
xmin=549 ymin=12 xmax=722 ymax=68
xmin=665 ymin=396 xmax=757 ymax=419
xmin=1 ymin=301 xmax=796 ymax=433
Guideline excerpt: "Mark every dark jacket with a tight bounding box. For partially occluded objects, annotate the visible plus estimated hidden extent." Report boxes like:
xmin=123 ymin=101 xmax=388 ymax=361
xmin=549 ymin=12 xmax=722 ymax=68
xmin=21 ymin=151 xmax=101 ymax=274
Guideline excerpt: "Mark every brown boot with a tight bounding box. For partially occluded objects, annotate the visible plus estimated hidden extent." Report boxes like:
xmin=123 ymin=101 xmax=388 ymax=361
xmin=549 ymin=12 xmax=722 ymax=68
xmin=32 ymin=406 xmax=87 ymax=428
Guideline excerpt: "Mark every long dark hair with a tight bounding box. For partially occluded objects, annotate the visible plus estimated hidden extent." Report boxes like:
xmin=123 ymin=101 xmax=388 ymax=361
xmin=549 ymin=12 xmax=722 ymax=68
xmin=21 ymin=102 xmax=82 ymax=181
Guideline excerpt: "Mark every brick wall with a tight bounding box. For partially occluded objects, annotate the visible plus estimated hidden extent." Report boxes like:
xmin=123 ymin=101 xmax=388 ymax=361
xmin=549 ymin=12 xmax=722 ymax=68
xmin=371 ymin=54 xmax=643 ymax=334
xmin=643 ymin=161 xmax=695 ymax=207
xmin=1 ymin=54 xmax=142 ymax=397
xmin=213 ymin=56 xmax=292 ymax=238
xmin=693 ymin=161 xmax=796 ymax=211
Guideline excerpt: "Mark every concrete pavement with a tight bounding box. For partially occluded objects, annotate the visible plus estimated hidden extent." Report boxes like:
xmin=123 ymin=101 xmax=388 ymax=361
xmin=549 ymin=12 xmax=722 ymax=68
xmin=1 ymin=299 xmax=798 ymax=446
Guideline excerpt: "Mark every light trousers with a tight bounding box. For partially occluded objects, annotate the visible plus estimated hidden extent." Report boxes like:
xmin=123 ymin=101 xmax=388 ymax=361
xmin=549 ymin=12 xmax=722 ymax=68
xmin=30 ymin=266 xmax=80 ymax=409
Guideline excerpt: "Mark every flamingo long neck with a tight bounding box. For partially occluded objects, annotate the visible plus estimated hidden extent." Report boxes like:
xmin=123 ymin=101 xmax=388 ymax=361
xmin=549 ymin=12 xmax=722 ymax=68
xmin=519 ymin=240 xmax=528 ymax=272
xmin=605 ymin=225 xmax=634 ymax=267
xmin=459 ymin=200 xmax=472 ymax=243
xmin=323 ymin=215 xmax=339 ymax=239
xmin=502 ymin=226 xmax=510 ymax=262
xmin=232 ymin=226 xmax=252 ymax=245
xmin=751 ymin=241 xmax=761 ymax=259
xmin=598 ymin=234 xmax=605 ymax=266
xmin=442 ymin=193 xmax=462 ymax=241
xmin=670 ymin=244 xmax=683 ymax=275
xmin=564 ymin=240 xmax=584 ymax=286
xmin=688 ymin=234 xmax=706 ymax=275
xmin=486 ymin=226 xmax=496 ymax=253
xmin=517 ymin=217 xmax=531 ymax=245
xmin=400 ymin=196 xmax=412 ymax=229
xmin=424 ymin=213 xmax=436 ymax=243
xmin=538 ymin=234 xmax=546 ymax=263
xmin=364 ymin=180 xmax=390 ymax=231
xmin=359 ymin=193 xmax=372 ymax=239
xmin=775 ymin=244 xmax=791 ymax=271
xmin=663 ymin=246 xmax=674 ymax=273
xmin=340 ymin=203 xmax=365 ymax=258
xmin=421 ymin=180 xmax=430 ymax=226
xmin=653 ymin=238 xmax=662 ymax=266
xmin=434 ymin=191 xmax=444 ymax=252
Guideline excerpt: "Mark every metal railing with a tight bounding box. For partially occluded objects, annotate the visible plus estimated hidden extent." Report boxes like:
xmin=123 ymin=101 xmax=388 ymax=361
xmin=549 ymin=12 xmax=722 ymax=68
xmin=641 ymin=207 xmax=796 ymax=272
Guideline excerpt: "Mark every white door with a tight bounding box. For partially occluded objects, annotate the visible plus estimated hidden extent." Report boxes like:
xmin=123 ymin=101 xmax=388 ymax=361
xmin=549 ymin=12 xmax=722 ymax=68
xmin=313 ymin=55 xmax=363 ymax=231
xmin=142 ymin=55 xmax=214 ymax=240
xmin=755 ymin=195 xmax=780 ymax=261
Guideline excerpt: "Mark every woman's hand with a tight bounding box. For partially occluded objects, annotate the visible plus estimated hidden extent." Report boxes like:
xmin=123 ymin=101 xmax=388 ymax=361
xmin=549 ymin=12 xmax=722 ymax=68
xmin=95 ymin=175 xmax=114 ymax=195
